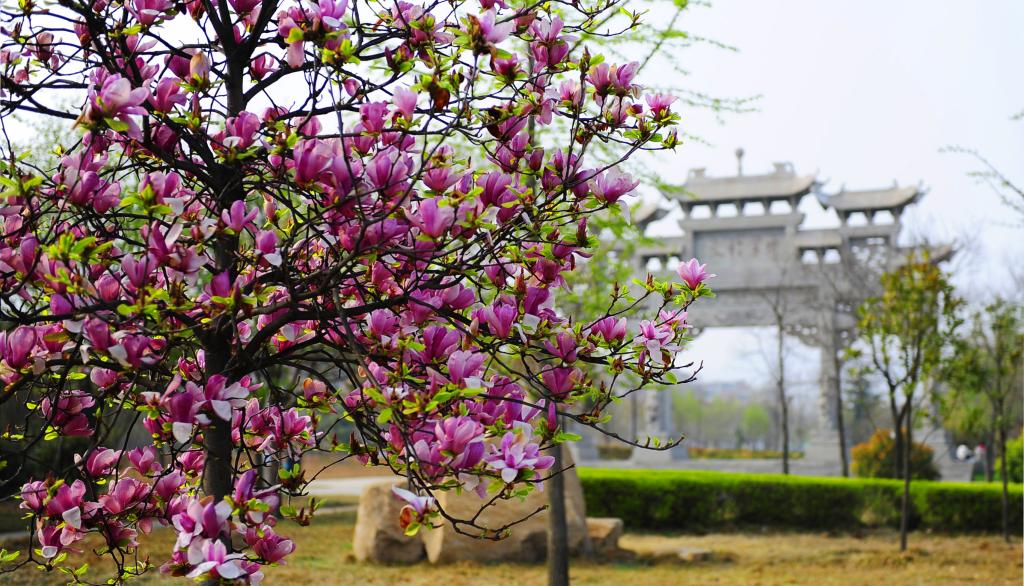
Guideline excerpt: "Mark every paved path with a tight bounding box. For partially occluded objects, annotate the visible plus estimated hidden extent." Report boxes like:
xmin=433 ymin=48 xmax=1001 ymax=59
xmin=305 ymin=475 xmax=396 ymax=497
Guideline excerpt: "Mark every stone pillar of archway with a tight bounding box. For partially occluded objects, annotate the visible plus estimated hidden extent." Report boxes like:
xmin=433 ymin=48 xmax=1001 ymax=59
xmin=798 ymin=315 xmax=844 ymax=476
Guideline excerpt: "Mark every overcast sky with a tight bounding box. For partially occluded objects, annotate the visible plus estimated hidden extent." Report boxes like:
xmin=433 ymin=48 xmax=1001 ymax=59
xmin=639 ymin=0 xmax=1024 ymax=389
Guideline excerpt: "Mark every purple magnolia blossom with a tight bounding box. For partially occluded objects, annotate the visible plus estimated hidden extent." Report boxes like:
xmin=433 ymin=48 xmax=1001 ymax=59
xmin=292 ymin=139 xmax=332 ymax=185
xmin=129 ymin=0 xmax=173 ymax=26
xmin=478 ymin=300 xmax=518 ymax=339
xmin=41 ymin=390 xmax=96 ymax=437
xmin=185 ymin=538 xmax=249 ymax=581
xmin=589 ymin=168 xmax=639 ymax=204
xmin=415 ymin=416 xmax=485 ymax=470
xmin=485 ymin=423 xmax=555 ymax=484
xmin=221 ymin=200 xmax=259 ymax=232
xmin=87 ymin=74 xmax=149 ymax=139
xmin=645 ymin=93 xmax=677 ymax=119
xmin=245 ymin=526 xmax=295 ymax=564
xmin=149 ymin=77 xmax=186 ymax=113
xmin=1 ymin=326 xmax=36 ymax=369
xmin=172 ymin=497 xmax=231 ymax=549
xmin=224 ymin=111 xmax=261 ymax=150
xmin=393 ymin=87 xmax=417 ymax=119
xmin=543 ymin=332 xmax=578 ymax=362
xmin=447 ymin=350 xmax=484 ymax=385
xmin=44 ymin=479 xmax=88 ymax=530
xmin=20 ymin=480 xmax=48 ymax=513
xmin=589 ymin=316 xmax=627 ymax=343
xmin=410 ymin=197 xmax=455 ymax=239
xmin=78 ymin=447 xmax=121 ymax=478
xmin=202 ymin=375 xmax=251 ymax=420
xmin=676 ymin=257 xmax=716 ymax=289
xmin=477 ymin=9 xmax=513 ymax=45
xmin=389 ymin=487 xmax=434 ymax=520
xmin=541 ymin=366 xmax=581 ymax=399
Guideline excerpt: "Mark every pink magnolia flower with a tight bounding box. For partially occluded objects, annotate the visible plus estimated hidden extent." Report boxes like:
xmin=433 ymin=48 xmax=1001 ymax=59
xmin=414 ymin=416 xmax=485 ymax=471
xmin=250 ymin=53 xmax=277 ymax=80
xmin=393 ymin=87 xmax=417 ymax=119
xmin=90 ymin=367 xmax=119 ymax=389
xmin=255 ymin=230 xmax=282 ymax=266
xmin=292 ymin=139 xmax=332 ymax=185
xmin=541 ymin=366 xmax=581 ymax=399
xmin=99 ymin=477 xmax=149 ymax=515
xmin=543 ymin=333 xmax=578 ymax=363
xmin=129 ymin=0 xmax=173 ymax=26
xmin=128 ymin=446 xmax=163 ymax=476
xmin=87 ymin=74 xmax=149 ymax=139
xmin=173 ymin=498 xmax=231 ymax=549
xmin=20 ymin=480 xmax=48 ymax=512
xmin=676 ymin=258 xmax=716 ymax=289
xmin=646 ymin=93 xmax=677 ymax=119
xmin=589 ymin=168 xmax=639 ymax=204
xmin=40 ymin=390 xmax=96 ymax=437
xmin=417 ymin=325 xmax=459 ymax=363
xmin=589 ymin=316 xmax=627 ymax=343
xmin=410 ymin=197 xmax=454 ymax=239
xmin=422 ymin=167 xmax=461 ymax=192
xmin=228 ymin=0 xmax=261 ymax=14
xmin=2 ymin=325 xmax=36 ymax=369
xmin=78 ymin=447 xmax=121 ymax=478
xmin=44 ymin=479 xmax=88 ymax=529
xmin=202 ymin=375 xmax=250 ymax=420
xmin=476 ymin=9 xmax=513 ymax=46
xmin=245 ymin=525 xmax=295 ymax=564
xmin=221 ymin=200 xmax=259 ymax=232
xmin=36 ymin=524 xmax=73 ymax=559
xmin=149 ymin=77 xmax=185 ymax=113
xmin=166 ymin=387 xmax=206 ymax=444
xmin=391 ymin=486 xmax=436 ymax=530
xmin=447 ymin=350 xmax=484 ymax=385
xmin=485 ymin=423 xmax=555 ymax=484
xmin=224 ymin=111 xmax=261 ymax=150
xmin=478 ymin=301 xmax=517 ymax=339
xmin=185 ymin=538 xmax=248 ymax=581
xmin=587 ymin=62 xmax=639 ymax=97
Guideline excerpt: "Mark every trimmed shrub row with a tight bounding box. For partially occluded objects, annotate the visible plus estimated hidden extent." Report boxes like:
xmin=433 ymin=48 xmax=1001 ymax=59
xmin=578 ymin=468 xmax=1023 ymax=533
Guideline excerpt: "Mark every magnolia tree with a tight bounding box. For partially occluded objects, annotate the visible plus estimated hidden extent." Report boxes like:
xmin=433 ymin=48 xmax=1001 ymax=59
xmin=0 ymin=0 xmax=713 ymax=583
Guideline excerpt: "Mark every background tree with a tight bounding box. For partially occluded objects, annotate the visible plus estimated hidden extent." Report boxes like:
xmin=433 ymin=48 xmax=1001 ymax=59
xmin=0 ymin=0 xmax=714 ymax=582
xmin=855 ymin=253 xmax=962 ymax=551
xmin=942 ymin=298 xmax=1024 ymax=542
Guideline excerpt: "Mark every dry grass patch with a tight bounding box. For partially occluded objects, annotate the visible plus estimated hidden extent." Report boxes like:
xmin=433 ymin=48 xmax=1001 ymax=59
xmin=0 ymin=512 xmax=1020 ymax=585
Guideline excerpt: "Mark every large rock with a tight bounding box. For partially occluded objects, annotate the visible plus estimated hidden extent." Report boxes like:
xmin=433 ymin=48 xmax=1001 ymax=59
xmin=422 ymin=450 xmax=589 ymax=564
xmin=352 ymin=481 xmax=426 ymax=563
xmin=586 ymin=517 xmax=624 ymax=555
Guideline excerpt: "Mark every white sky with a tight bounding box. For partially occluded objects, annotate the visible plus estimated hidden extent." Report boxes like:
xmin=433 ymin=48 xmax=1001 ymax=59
xmin=636 ymin=0 xmax=1024 ymax=389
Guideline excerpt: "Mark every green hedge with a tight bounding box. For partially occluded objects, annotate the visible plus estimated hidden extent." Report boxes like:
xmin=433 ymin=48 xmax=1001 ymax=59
xmin=578 ymin=468 xmax=1023 ymax=533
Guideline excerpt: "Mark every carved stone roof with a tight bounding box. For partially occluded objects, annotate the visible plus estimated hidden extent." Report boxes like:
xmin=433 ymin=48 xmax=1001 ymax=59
xmin=662 ymin=162 xmax=817 ymax=205
xmin=631 ymin=200 xmax=669 ymax=227
xmin=793 ymin=230 xmax=843 ymax=250
xmin=823 ymin=185 xmax=920 ymax=213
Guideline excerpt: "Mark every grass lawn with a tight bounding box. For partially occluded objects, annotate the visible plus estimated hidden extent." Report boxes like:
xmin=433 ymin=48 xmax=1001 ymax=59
xmin=0 ymin=510 xmax=1020 ymax=585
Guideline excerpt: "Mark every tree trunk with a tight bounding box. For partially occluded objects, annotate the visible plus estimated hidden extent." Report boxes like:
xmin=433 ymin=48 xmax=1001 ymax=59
xmin=833 ymin=351 xmax=849 ymax=476
xmin=777 ymin=326 xmax=789 ymax=475
xmin=984 ymin=429 xmax=995 ymax=482
xmin=202 ymin=345 xmax=234 ymax=502
xmin=547 ymin=442 xmax=569 ymax=586
xmin=899 ymin=410 xmax=912 ymax=552
xmin=890 ymin=398 xmax=903 ymax=479
xmin=999 ymin=426 xmax=1010 ymax=543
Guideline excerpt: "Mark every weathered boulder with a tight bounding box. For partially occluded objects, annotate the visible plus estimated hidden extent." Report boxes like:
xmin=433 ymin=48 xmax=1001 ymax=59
xmin=586 ymin=517 xmax=624 ymax=555
xmin=352 ymin=481 xmax=426 ymax=563
xmin=422 ymin=452 xmax=588 ymax=564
